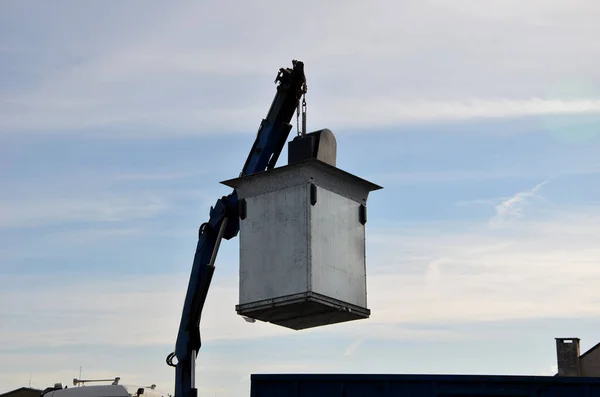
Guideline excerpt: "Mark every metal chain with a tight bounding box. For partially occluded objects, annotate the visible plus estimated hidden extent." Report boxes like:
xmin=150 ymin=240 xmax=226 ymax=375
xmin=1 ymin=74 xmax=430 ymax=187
xmin=301 ymin=93 xmax=307 ymax=137
xmin=296 ymin=80 xmax=307 ymax=137
xmin=296 ymin=100 xmax=301 ymax=137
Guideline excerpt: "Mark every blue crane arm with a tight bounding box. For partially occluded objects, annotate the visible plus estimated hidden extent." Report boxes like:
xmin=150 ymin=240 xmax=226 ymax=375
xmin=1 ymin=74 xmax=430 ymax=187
xmin=240 ymin=60 xmax=306 ymax=175
xmin=167 ymin=60 xmax=307 ymax=397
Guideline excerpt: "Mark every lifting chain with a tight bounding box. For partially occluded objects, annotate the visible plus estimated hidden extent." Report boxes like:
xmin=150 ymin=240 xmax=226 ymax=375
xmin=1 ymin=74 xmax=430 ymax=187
xmin=296 ymin=100 xmax=301 ymax=137
xmin=301 ymin=93 xmax=307 ymax=138
xmin=296 ymin=81 xmax=308 ymax=137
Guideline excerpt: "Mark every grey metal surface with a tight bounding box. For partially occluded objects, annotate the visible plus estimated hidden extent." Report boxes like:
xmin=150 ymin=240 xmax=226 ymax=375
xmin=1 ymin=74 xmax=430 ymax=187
xmin=310 ymin=186 xmax=367 ymax=307
xmin=238 ymin=184 xmax=310 ymax=304
xmin=223 ymin=159 xmax=381 ymax=330
xmin=288 ymin=129 xmax=337 ymax=167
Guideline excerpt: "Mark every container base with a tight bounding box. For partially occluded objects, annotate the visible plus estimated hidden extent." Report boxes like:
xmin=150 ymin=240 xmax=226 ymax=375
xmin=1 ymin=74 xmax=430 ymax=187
xmin=236 ymin=292 xmax=370 ymax=330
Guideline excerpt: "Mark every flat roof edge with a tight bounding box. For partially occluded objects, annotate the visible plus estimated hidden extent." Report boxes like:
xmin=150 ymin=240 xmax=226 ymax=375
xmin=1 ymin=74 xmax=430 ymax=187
xmin=250 ymin=373 xmax=600 ymax=384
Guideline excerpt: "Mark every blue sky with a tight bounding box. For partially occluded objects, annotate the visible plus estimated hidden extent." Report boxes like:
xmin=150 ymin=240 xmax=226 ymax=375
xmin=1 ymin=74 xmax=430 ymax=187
xmin=2 ymin=1 xmax=600 ymax=396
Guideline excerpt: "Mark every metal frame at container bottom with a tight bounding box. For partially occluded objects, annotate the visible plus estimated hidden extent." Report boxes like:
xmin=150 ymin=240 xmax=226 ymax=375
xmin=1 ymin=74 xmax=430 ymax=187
xmin=236 ymin=292 xmax=370 ymax=330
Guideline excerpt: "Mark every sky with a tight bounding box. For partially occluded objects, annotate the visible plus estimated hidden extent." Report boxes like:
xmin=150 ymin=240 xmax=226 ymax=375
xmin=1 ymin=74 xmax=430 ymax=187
xmin=1 ymin=0 xmax=600 ymax=396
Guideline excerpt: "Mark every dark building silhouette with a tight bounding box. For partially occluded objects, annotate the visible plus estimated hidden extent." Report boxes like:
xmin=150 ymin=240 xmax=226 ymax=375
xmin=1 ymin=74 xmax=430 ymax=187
xmin=0 ymin=388 xmax=41 ymax=397
xmin=556 ymin=338 xmax=600 ymax=377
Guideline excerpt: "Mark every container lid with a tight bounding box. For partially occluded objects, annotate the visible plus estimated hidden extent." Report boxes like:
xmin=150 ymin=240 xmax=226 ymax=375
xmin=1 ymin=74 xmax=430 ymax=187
xmin=221 ymin=158 xmax=382 ymax=202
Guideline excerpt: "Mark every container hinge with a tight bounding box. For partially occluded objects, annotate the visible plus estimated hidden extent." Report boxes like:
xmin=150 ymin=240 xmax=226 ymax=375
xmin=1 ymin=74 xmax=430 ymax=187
xmin=239 ymin=198 xmax=247 ymax=220
xmin=310 ymin=183 xmax=318 ymax=206
xmin=359 ymin=204 xmax=367 ymax=225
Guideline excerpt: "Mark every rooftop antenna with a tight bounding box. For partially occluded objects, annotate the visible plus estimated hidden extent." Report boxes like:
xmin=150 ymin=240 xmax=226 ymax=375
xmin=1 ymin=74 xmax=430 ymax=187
xmin=29 ymin=372 xmax=32 ymax=388
xmin=73 ymin=377 xmax=120 ymax=387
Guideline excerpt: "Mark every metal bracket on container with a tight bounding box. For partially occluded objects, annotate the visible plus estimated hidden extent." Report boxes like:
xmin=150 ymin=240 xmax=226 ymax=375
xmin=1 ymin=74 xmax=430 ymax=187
xmin=310 ymin=183 xmax=318 ymax=206
xmin=359 ymin=204 xmax=367 ymax=225
xmin=239 ymin=198 xmax=247 ymax=220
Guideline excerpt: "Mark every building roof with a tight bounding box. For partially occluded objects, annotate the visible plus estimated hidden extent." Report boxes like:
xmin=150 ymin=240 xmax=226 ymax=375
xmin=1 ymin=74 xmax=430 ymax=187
xmin=0 ymin=388 xmax=42 ymax=397
xmin=580 ymin=341 xmax=600 ymax=359
xmin=553 ymin=339 xmax=600 ymax=376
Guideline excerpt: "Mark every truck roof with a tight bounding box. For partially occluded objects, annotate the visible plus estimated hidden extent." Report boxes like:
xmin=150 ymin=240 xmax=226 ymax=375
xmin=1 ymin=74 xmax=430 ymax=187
xmin=42 ymin=385 xmax=168 ymax=397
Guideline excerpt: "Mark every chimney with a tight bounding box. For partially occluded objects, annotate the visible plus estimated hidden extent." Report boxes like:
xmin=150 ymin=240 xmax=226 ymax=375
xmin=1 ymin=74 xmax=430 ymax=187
xmin=555 ymin=338 xmax=581 ymax=376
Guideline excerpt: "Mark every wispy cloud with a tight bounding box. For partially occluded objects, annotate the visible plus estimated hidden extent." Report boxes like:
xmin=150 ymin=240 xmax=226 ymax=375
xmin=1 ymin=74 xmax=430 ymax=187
xmin=112 ymin=170 xmax=207 ymax=181
xmin=2 ymin=205 xmax=600 ymax=395
xmin=2 ymin=1 xmax=600 ymax=137
xmin=489 ymin=181 xmax=548 ymax=227
xmin=455 ymin=197 xmax=511 ymax=207
xmin=369 ymin=208 xmax=600 ymax=323
xmin=2 ymin=2 xmax=599 ymax=396
xmin=3 ymin=97 xmax=600 ymax=137
xmin=371 ymin=168 xmax=521 ymax=186
xmin=377 ymin=163 xmax=600 ymax=189
xmin=0 ymin=194 xmax=169 ymax=229
xmin=3 ymin=205 xmax=600 ymax=348
xmin=343 ymin=337 xmax=366 ymax=357
xmin=317 ymin=98 xmax=600 ymax=132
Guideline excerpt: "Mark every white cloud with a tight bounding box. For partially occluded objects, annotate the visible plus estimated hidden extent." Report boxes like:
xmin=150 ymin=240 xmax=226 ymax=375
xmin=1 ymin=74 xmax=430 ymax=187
xmin=2 ymin=204 xmax=600 ymax=395
xmin=489 ymin=180 xmax=548 ymax=227
xmin=455 ymin=197 xmax=511 ymax=207
xmin=112 ymin=171 xmax=207 ymax=182
xmin=313 ymin=98 xmax=600 ymax=132
xmin=0 ymin=193 xmax=169 ymax=229
xmin=371 ymin=168 xmax=522 ymax=186
xmin=2 ymin=1 xmax=600 ymax=136
xmin=0 ymin=178 xmax=222 ymax=231
xmin=0 ymin=273 xmax=290 ymax=352
xmin=4 ymin=97 xmax=600 ymax=137
xmin=1 ymin=271 xmax=460 ymax=353
xmin=343 ymin=337 xmax=366 ymax=356
xmin=2 ymin=3 xmax=600 ymax=394
xmin=368 ymin=209 xmax=600 ymax=325
xmin=371 ymin=163 xmax=600 ymax=188
xmin=3 ymin=205 xmax=600 ymax=348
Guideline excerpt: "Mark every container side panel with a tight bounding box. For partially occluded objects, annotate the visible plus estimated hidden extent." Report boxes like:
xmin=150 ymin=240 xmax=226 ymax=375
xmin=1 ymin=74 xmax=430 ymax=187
xmin=239 ymin=184 xmax=310 ymax=304
xmin=310 ymin=187 xmax=367 ymax=308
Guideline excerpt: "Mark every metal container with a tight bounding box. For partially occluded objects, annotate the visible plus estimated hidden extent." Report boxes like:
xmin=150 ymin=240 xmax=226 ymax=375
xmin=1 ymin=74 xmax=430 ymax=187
xmin=222 ymin=158 xmax=382 ymax=330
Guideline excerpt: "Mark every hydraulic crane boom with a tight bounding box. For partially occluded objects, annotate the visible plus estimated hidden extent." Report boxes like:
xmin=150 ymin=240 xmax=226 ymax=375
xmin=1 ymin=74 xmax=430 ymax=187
xmin=166 ymin=60 xmax=307 ymax=397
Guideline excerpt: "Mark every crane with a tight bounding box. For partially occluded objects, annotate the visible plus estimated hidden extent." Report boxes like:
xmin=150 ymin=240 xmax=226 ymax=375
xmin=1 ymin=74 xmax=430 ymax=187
xmin=165 ymin=60 xmax=308 ymax=397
